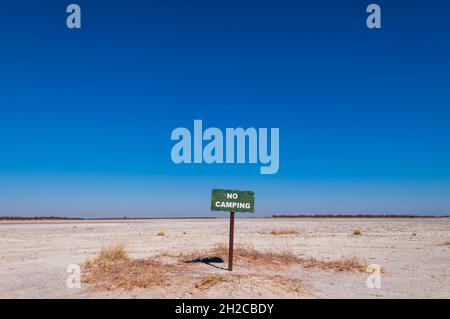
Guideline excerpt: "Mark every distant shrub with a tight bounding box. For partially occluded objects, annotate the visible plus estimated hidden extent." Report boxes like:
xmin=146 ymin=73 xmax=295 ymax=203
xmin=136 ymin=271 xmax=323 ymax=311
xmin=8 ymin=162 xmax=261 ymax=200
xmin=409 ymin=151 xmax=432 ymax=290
xmin=270 ymin=228 xmax=300 ymax=236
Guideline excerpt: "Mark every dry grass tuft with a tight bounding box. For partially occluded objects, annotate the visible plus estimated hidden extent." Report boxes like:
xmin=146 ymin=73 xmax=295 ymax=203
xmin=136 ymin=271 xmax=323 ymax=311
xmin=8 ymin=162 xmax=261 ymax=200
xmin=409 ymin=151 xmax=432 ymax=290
xmin=353 ymin=228 xmax=362 ymax=236
xmin=83 ymin=244 xmax=178 ymax=290
xmin=212 ymin=244 xmax=301 ymax=267
xmin=98 ymin=243 xmax=129 ymax=263
xmin=181 ymin=244 xmax=371 ymax=273
xmin=302 ymin=256 xmax=368 ymax=273
xmin=193 ymin=274 xmax=307 ymax=295
xmin=83 ymin=243 xmax=375 ymax=292
xmin=270 ymin=228 xmax=300 ymax=236
xmin=271 ymin=276 xmax=305 ymax=294
xmin=194 ymin=275 xmax=231 ymax=290
xmin=156 ymin=230 xmax=166 ymax=236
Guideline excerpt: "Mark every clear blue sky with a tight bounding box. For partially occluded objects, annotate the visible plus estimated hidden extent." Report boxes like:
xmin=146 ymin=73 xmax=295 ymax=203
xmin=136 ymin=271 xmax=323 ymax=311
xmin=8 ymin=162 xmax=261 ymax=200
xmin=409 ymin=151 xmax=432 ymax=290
xmin=1 ymin=0 xmax=449 ymax=217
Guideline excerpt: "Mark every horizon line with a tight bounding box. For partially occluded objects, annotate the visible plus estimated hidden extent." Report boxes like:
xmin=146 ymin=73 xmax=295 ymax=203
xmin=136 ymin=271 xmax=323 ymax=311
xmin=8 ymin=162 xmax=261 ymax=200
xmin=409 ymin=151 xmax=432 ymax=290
xmin=1 ymin=214 xmax=450 ymax=221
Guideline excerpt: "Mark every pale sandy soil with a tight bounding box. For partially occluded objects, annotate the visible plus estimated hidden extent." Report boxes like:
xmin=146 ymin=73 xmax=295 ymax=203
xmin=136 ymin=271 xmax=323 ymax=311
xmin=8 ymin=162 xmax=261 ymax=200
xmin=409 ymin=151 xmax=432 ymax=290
xmin=0 ymin=218 xmax=449 ymax=299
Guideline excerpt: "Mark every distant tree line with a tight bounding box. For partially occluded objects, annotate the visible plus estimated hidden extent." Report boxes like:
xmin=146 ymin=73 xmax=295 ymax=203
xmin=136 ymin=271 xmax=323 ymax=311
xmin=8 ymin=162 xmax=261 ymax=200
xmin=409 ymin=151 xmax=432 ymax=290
xmin=0 ymin=216 xmax=219 ymax=220
xmin=272 ymin=214 xmax=449 ymax=218
xmin=0 ymin=216 xmax=86 ymax=220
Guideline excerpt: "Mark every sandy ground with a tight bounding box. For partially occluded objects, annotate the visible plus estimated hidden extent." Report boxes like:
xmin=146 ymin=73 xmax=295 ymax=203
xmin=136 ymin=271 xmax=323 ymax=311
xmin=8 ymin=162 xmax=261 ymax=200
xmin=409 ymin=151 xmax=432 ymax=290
xmin=0 ymin=218 xmax=449 ymax=299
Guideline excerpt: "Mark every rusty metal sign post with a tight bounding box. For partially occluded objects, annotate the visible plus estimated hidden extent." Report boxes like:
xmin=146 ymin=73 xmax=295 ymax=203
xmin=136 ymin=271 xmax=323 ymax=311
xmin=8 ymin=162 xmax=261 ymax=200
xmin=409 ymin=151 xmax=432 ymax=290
xmin=211 ymin=189 xmax=255 ymax=271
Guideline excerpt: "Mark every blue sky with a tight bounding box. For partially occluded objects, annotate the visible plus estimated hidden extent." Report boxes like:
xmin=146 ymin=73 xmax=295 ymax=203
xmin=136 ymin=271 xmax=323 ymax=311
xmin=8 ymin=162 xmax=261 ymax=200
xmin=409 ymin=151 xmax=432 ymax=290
xmin=1 ymin=0 xmax=449 ymax=217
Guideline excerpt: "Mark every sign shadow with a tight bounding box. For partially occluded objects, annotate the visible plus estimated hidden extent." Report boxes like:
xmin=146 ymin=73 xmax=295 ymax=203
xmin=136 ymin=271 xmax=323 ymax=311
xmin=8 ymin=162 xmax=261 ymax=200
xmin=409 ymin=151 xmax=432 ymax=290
xmin=184 ymin=257 xmax=227 ymax=270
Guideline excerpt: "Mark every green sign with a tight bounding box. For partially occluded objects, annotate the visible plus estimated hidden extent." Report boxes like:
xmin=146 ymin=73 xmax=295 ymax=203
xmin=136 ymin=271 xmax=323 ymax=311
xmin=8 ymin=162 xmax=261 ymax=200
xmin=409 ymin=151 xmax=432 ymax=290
xmin=211 ymin=189 xmax=255 ymax=213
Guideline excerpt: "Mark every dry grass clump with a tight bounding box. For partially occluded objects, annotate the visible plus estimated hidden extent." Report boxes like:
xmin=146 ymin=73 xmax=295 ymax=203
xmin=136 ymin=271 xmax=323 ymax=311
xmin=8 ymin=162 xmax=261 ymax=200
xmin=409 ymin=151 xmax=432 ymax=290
xmin=156 ymin=230 xmax=166 ymax=236
xmin=98 ymin=244 xmax=129 ymax=263
xmin=83 ymin=243 xmax=375 ymax=292
xmin=83 ymin=244 xmax=176 ymax=290
xmin=212 ymin=244 xmax=301 ymax=267
xmin=271 ymin=276 xmax=305 ymax=294
xmin=194 ymin=275 xmax=232 ymax=290
xmin=193 ymin=274 xmax=307 ymax=295
xmin=182 ymin=244 xmax=371 ymax=273
xmin=236 ymin=274 xmax=307 ymax=295
xmin=353 ymin=228 xmax=362 ymax=236
xmin=302 ymin=256 xmax=368 ymax=273
xmin=270 ymin=228 xmax=300 ymax=236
